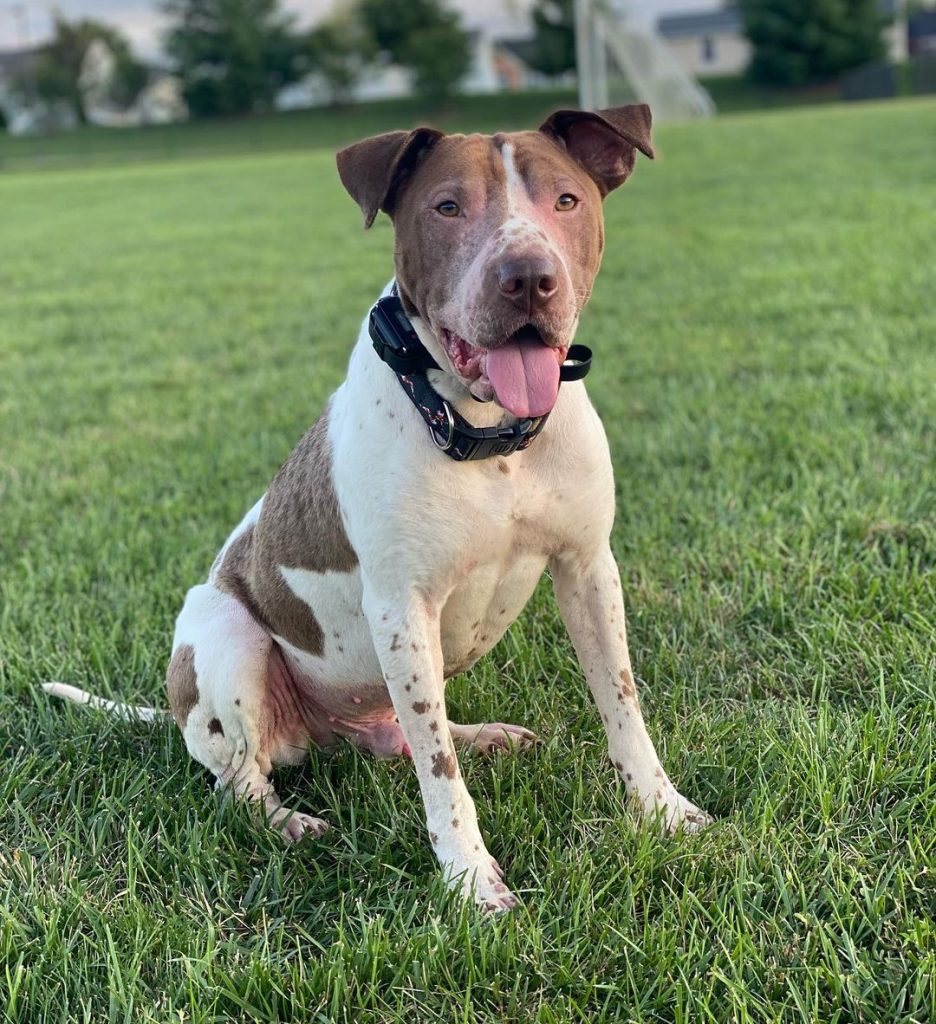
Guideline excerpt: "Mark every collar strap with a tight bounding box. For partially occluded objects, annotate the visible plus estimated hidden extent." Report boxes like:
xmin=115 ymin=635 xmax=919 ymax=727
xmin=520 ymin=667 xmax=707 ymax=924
xmin=368 ymin=289 xmax=592 ymax=461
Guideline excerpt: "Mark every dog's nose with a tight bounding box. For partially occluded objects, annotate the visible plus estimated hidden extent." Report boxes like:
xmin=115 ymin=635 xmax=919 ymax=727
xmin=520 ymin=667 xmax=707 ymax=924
xmin=497 ymin=257 xmax=559 ymax=312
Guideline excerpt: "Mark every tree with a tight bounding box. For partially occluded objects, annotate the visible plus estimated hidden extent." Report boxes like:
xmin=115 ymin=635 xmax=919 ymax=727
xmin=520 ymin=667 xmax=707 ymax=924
xmin=163 ymin=0 xmax=306 ymax=117
xmin=307 ymin=7 xmax=376 ymax=106
xmin=740 ymin=0 xmax=890 ymax=86
xmin=15 ymin=13 xmax=147 ymax=124
xmin=358 ymin=0 xmax=471 ymax=104
xmin=528 ymin=0 xmax=576 ymax=78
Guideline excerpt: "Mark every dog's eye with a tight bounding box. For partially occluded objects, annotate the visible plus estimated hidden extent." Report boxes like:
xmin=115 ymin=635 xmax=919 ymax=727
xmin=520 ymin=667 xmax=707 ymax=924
xmin=436 ymin=200 xmax=460 ymax=217
xmin=555 ymin=194 xmax=577 ymax=211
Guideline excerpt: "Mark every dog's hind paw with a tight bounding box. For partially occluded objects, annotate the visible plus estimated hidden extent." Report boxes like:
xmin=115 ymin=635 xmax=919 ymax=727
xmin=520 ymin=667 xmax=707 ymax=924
xmin=450 ymin=721 xmax=539 ymax=755
xmin=268 ymin=808 xmax=330 ymax=842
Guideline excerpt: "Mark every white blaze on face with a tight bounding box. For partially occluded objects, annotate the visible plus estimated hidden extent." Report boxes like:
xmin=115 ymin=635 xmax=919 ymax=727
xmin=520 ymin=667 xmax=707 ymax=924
xmin=498 ymin=142 xmax=573 ymax=284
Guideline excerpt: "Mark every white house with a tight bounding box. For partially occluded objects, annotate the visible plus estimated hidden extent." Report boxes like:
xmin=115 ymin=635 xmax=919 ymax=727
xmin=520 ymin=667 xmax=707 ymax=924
xmin=657 ymin=6 xmax=751 ymax=78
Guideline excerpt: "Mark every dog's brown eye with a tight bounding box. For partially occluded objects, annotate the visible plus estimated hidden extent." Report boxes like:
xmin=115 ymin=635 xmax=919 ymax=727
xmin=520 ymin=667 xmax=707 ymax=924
xmin=436 ymin=200 xmax=460 ymax=217
xmin=555 ymin=194 xmax=577 ymax=211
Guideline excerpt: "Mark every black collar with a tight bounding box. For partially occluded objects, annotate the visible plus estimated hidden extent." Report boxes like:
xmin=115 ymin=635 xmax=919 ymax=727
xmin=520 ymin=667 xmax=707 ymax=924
xmin=368 ymin=286 xmax=592 ymax=461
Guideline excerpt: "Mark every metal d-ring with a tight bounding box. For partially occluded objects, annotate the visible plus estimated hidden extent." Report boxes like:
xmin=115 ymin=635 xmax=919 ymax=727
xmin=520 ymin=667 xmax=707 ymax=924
xmin=431 ymin=399 xmax=456 ymax=452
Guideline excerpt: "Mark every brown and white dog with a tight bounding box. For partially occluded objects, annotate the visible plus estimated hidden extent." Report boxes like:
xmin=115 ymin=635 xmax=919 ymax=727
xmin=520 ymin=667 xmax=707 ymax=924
xmin=46 ymin=105 xmax=711 ymax=911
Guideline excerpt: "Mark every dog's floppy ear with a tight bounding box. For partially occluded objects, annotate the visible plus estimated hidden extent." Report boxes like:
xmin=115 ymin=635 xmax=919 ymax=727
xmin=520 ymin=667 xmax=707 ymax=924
xmin=336 ymin=127 xmax=444 ymax=228
xmin=538 ymin=105 xmax=654 ymax=196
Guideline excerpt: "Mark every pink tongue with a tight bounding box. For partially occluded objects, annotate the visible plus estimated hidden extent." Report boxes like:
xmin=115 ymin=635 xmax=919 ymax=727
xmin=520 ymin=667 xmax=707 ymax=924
xmin=485 ymin=338 xmax=560 ymax=418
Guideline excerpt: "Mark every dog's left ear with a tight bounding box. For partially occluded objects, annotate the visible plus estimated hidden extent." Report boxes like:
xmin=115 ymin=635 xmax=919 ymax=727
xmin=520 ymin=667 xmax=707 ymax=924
xmin=538 ymin=105 xmax=654 ymax=196
xmin=336 ymin=127 xmax=444 ymax=228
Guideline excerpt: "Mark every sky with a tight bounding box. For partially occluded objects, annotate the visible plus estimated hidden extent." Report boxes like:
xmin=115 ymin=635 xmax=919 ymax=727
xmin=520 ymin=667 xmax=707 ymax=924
xmin=0 ymin=1 xmax=719 ymax=59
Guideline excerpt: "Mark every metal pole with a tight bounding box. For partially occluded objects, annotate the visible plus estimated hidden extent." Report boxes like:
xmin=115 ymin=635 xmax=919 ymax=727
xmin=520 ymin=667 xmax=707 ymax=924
xmin=574 ymin=0 xmax=594 ymax=110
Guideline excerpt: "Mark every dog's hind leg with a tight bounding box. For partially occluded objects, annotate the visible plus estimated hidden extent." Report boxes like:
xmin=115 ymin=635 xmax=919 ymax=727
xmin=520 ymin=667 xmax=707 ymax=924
xmin=169 ymin=583 xmax=329 ymax=841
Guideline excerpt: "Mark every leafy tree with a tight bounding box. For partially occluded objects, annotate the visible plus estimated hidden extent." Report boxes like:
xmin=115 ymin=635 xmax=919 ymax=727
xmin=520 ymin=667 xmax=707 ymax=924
xmin=307 ymin=8 xmax=376 ymax=105
xmin=163 ymin=0 xmax=306 ymax=117
xmin=740 ymin=0 xmax=890 ymax=86
xmin=528 ymin=0 xmax=576 ymax=77
xmin=15 ymin=13 xmax=147 ymax=124
xmin=358 ymin=0 xmax=471 ymax=104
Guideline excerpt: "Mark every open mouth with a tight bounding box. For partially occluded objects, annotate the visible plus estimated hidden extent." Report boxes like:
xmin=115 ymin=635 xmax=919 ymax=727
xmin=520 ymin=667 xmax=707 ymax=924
xmin=440 ymin=324 xmax=569 ymax=419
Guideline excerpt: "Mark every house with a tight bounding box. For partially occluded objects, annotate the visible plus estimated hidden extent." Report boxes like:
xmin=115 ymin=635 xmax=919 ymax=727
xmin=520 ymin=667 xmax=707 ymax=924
xmin=657 ymin=6 xmax=750 ymax=78
xmin=660 ymin=2 xmax=909 ymax=80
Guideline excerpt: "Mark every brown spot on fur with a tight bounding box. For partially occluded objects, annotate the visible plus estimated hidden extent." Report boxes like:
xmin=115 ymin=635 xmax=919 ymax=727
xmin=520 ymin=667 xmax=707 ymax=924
xmin=166 ymin=644 xmax=198 ymax=730
xmin=208 ymin=718 xmax=224 ymax=736
xmin=214 ymin=408 xmax=357 ymax=657
xmin=429 ymin=720 xmax=439 ymax=732
xmin=412 ymin=701 xmax=430 ymax=714
xmin=235 ymin=698 xmax=240 ymax=707
xmin=614 ymin=761 xmax=623 ymax=771
xmin=619 ymin=670 xmax=636 ymax=697
xmin=404 ymin=684 xmax=411 ymax=693
xmin=497 ymin=459 xmax=510 ymax=474
xmin=390 ymin=634 xmax=401 ymax=651
xmin=626 ymin=773 xmax=633 ymax=782
xmin=451 ymin=818 xmax=460 ymax=828
xmin=431 ymin=751 xmax=457 ymax=778
xmin=411 ymin=642 xmax=419 ymax=653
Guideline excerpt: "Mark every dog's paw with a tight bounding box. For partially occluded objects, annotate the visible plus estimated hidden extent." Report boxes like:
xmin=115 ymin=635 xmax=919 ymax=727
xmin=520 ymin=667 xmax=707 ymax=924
xmin=453 ymin=721 xmax=539 ymax=755
xmin=643 ymin=790 xmax=713 ymax=834
xmin=443 ymin=854 xmax=520 ymax=913
xmin=269 ymin=808 xmax=330 ymax=842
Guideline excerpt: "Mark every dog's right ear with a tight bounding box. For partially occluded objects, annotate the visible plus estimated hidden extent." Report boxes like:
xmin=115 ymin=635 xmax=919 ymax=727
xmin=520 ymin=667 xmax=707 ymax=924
xmin=336 ymin=128 xmax=444 ymax=228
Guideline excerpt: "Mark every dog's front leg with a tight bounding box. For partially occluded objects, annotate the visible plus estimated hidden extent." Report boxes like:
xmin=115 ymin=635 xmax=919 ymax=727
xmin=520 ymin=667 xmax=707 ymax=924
xmin=551 ymin=544 xmax=712 ymax=832
xmin=363 ymin=586 xmax=518 ymax=912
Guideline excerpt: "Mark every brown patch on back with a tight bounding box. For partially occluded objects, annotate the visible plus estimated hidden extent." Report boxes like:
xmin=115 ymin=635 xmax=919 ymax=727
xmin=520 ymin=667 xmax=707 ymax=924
xmin=412 ymin=701 xmax=430 ymax=714
xmin=166 ymin=644 xmax=198 ymax=730
xmin=214 ymin=408 xmax=357 ymax=657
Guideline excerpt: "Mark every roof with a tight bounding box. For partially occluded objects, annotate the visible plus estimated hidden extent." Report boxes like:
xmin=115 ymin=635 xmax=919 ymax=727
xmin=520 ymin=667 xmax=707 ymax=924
xmin=658 ymin=6 xmax=742 ymax=39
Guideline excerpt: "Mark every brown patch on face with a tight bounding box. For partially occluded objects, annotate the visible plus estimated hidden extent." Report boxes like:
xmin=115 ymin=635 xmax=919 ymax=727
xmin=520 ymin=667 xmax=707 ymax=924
xmin=214 ymin=408 xmax=357 ymax=657
xmin=208 ymin=718 xmax=224 ymax=736
xmin=412 ymin=701 xmax=430 ymax=714
xmin=166 ymin=643 xmax=198 ymax=730
xmin=392 ymin=130 xmax=605 ymax=356
xmin=619 ymin=670 xmax=636 ymax=697
xmin=431 ymin=751 xmax=457 ymax=779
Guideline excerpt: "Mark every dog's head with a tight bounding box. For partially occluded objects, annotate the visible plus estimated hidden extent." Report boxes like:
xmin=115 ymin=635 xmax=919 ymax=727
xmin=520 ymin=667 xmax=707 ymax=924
xmin=337 ymin=106 xmax=654 ymax=418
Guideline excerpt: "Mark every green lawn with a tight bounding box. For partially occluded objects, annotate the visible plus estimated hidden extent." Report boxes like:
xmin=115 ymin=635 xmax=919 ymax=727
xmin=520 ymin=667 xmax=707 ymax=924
xmin=1 ymin=98 xmax=934 ymax=1023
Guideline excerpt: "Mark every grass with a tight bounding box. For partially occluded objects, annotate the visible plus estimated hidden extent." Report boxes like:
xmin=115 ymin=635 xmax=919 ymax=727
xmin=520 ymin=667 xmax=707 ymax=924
xmin=1 ymin=96 xmax=935 ymax=1022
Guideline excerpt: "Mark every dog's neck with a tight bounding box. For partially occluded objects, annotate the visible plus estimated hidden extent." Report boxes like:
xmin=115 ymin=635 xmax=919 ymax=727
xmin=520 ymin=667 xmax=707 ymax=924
xmin=406 ymin=306 xmax=518 ymax=431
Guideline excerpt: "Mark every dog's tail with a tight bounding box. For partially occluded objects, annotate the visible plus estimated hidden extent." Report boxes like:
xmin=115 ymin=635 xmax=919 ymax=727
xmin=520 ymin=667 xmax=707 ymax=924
xmin=42 ymin=682 xmax=168 ymax=723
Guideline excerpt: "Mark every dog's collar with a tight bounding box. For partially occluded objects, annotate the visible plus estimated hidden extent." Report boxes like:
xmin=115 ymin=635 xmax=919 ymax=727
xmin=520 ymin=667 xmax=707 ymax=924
xmin=368 ymin=285 xmax=592 ymax=461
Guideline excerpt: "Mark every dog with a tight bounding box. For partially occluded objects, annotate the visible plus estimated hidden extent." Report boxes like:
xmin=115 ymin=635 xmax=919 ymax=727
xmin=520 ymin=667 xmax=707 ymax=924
xmin=45 ymin=104 xmax=711 ymax=912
